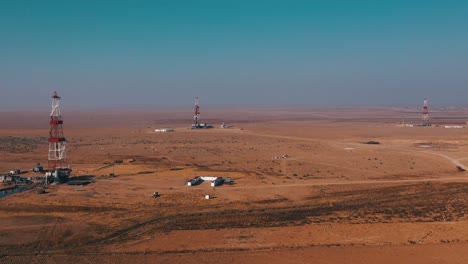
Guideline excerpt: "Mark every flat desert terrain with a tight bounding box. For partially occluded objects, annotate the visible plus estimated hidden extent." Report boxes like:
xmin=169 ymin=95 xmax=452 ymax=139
xmin=1 ymin=107 xmax=468 ymax=264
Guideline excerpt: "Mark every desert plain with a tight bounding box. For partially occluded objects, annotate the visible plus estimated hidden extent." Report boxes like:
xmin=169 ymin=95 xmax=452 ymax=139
xmin=1 ymin=107 xmax=468 ymax=264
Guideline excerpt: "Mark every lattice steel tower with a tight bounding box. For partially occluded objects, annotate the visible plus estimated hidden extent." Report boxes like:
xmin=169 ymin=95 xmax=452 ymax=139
xmin=193 ymin=96 xmax=200 ymax=127
xmin=48 ymin=91 xmax=68 ymax=170
xmin=422 ymin=97 xmax=430 ymax=126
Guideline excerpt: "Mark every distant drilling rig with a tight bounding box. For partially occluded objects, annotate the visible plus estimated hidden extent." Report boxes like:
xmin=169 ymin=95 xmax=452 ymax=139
xmin=191 ymin=96 xmax=212 ymax=129
xmin=47 ymin=91 xmax=71 ymax=183
xmin=421 ymin=97 xmax=431 ymax=126
xmin=193 ymin=96 xmax=201 ymax=127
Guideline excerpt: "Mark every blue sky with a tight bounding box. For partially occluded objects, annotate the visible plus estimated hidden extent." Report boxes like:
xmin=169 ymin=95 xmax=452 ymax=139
xmin=1 ymin=1 xmax=467 ymax=109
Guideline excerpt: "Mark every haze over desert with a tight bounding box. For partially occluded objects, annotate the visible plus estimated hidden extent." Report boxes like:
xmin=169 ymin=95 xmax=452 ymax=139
xmin=2 ymin=1 xmax=468 ymax=263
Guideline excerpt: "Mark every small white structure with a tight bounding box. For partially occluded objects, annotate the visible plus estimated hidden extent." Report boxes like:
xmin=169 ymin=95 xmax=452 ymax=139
xmin=200 ymin=176 xmax=218 ymax=181
xmin=205 ymin=194 xmax=211 ymax=199
xmin=444 ymin=125 xmax=464 ymax=128
xmin=396 ymin=123 xmax=415 ymax=127
xmin=154 ymin=128 xmax=175 ymax=132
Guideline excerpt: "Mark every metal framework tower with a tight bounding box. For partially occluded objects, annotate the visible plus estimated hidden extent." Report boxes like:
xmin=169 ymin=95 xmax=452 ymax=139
xmin=193 ymin=96 xmax=200 ymax=127
xmin=48 ymin=91 xmax=68 ymax=171
xmin=422 ymin=97 xmax=430 ymax=126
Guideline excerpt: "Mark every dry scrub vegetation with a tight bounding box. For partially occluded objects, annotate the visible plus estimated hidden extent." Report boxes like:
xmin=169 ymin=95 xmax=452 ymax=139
xmin=1 ymin=112 xmax=468 ymax=263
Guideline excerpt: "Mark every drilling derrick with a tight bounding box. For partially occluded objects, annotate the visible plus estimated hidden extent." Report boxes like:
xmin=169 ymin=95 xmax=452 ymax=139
xmin=191 ymin=96 xmax=212 ymax=129
xmin=191 ymin=96 xmax=202 ymax=129
xmin=48 ymin=91 xmax=71 ymax=182
xmin=194 ymin=96 xmax=200 ymax=126
xmin=422 ymin=97 xmax=430 ymax=126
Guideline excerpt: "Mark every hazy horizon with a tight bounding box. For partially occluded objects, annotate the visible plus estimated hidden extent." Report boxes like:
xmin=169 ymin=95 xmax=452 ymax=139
xmin=2 ymin=104 xmax=468 ymax=113
xmin=1 ymin=1 xmax=468 ymax=110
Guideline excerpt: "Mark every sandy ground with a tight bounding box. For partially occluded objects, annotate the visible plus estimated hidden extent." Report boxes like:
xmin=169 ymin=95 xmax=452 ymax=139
xmin=1 ymin=107 xmax=468 ymax=263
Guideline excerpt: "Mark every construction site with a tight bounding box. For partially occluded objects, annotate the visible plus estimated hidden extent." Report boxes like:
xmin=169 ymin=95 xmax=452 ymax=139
xmin=0 ymin=92 xmax=468 ymax=263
